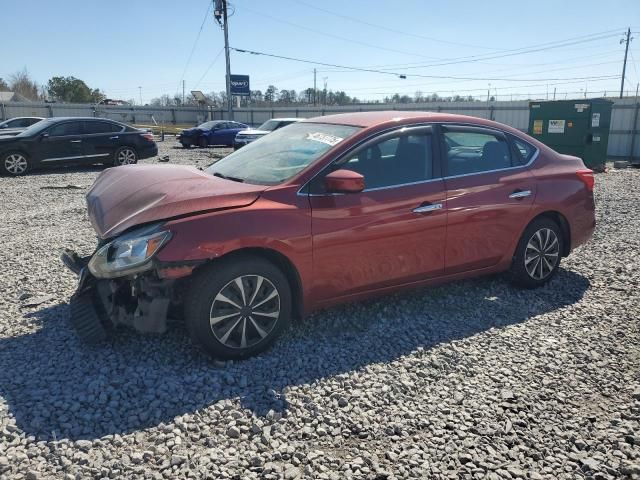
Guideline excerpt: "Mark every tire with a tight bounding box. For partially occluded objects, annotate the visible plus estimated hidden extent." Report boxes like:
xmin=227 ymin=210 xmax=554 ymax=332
xmin=509 ymin=217 xmax=564 ymax=288
xmin=181 ymin=142 xmax=191 ymax=149
xmin=113 ymin=146 xmax=138 ymax=166
xmin=198 ymin=136 xmax=208 ymax=148
xmin=1 ymin=151 xmax=31 ymax=176
xmin=184 ymin=255 xmax=292 ymax=360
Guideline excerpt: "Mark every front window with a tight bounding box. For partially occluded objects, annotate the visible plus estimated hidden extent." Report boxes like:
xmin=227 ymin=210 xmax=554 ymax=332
xmin=207 ymin=122 xmax=361 ymax=185
xmin=257 ymin=120 xmax=280 ymax=132
xmin=17 ymin=119 xmax=54 ymax=136
xmin=197 ymin=121 xmax=220 ymax=130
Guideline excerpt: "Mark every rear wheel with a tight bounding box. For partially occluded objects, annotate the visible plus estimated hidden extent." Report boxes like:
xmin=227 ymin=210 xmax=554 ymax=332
xmin=509 ymin=218 xmax=563 ymax=288
xmin=1 ymin=152 xmax=30 ymax=176
xmin=113 ymin=146 xmax=137 ymax=166
xmin=184 ymin=256 xmax=292 ymax=359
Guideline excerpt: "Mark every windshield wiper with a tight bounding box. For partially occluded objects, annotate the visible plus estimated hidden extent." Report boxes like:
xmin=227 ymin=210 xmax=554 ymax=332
xmin=212 ymin=171 xmax=244 ymax=183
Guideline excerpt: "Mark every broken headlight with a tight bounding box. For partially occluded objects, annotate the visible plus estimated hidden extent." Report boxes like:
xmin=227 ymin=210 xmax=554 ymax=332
xmin=88 ymin=223 xmax=172 ymax=279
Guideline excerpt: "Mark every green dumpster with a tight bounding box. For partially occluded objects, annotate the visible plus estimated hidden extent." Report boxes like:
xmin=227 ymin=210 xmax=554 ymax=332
xmin=528 ymin=99 xmax=613 ymax=171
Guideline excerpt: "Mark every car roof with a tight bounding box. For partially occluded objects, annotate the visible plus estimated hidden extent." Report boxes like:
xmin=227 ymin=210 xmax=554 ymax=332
xmin=269 ymin=118 xmax=300 ymax=122
xmin=302 ymin=111 xmax=509 ymax=129
xmin=43 ymin=117 xmax=121 ymax=122
xmin=3 ymin=116 xmax=44 ymax=120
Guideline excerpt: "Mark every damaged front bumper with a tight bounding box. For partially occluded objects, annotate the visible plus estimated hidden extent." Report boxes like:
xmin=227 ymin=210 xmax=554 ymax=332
xmin=62 ymin=248 xmax=184 ymax=344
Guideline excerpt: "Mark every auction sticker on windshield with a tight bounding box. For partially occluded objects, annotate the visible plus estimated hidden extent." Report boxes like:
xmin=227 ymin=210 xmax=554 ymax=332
xmin=306 ymin=132 xmax=344 ymax=146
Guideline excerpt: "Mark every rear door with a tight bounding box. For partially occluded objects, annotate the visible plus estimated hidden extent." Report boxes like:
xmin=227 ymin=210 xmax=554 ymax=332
xmin=309 ymin=125 xmax=447 ymax=301
xmin=82 ymin=120 xmax=123 ymax=162
xmin=37 ymin=121 xmax=85 ymax=164
xmin=440 ymin=124 xmax=537 ymax=274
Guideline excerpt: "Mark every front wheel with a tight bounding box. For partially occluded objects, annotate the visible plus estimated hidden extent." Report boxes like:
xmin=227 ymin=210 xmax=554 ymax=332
xmin=198 ymin=136 xmax=208 ymax=148
xmin=2 ymin=152 xmax=30 ymax=176
xmin=509 ymin=218 xmax=563 ymax=288
xmin=113 ymin=146 xmax=138 ymax=166
xmin=184 ymin=256 xmax=292 ymax=359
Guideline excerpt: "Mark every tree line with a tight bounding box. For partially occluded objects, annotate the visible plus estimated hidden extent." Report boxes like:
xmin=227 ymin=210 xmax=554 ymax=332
xmin=0 ymin=69 xmax=482 ymax=106
xmin=0 ymin=69 xmax=106 ymax=103
xmin=150 ymin=84 xmax=481 ymax=108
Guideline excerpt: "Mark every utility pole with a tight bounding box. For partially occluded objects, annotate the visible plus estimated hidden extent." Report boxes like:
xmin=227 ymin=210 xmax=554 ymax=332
xmin=630 ymin=82 xmax=639 ymax=162
xmin=323 ymin=77 xmax=328 ymax=106
xmin=313 ymin=68 xmax=317 ymax=106
xmin=620 ymin=28 xmax=634 ymax=99
xmin=138 ymin=86 xmax=142 ymax=105
xmin=553 ymin=87 xmax=556 ymax=100
xmin=182 ymin=80 xmax=185 ymax=105
xmin=214 ymin=0 xmax=233 ymax=119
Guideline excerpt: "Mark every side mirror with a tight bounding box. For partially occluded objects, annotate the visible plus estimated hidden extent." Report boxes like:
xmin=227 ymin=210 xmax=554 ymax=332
xmin=324 ymin=169 xmax=365 ymax=194
xmin=40 ymin=133 xmax=49 ymax=140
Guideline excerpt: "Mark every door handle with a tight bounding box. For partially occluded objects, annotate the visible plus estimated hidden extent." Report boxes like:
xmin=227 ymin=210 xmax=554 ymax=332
xmin=413 ymin=203 xmax=443 ymax=213
xmin=109 ymin=136 xmax=119 ymax=140
xmin=509 ymin=189 xmax=532 ymax=199
xmin=70 ymin=140 xmax=82 ymax=143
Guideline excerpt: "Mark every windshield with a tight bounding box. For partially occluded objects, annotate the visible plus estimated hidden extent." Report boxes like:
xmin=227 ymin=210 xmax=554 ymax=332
xmin=207 ymin=122 xmax=361 ymax=185
xmin=257 ymin=120 xmax=280 ymax=131
xmin=17 ymin=119 xmax=51 ymax=136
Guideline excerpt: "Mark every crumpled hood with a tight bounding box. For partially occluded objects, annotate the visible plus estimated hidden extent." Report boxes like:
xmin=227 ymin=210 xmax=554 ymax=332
xmin=180 ymin=127 xmax=205 ymax=136
xmin=86 ymin=164 xmax=267 ymax=239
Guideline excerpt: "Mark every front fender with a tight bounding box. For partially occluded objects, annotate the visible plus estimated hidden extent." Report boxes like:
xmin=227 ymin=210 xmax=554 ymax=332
xmin=156 ymin=191 xmax=313 ymax=306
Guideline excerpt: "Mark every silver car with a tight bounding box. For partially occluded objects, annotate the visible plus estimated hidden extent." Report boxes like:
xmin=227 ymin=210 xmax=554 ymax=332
xmin=233 ymin=118 xmax=301 ymax=150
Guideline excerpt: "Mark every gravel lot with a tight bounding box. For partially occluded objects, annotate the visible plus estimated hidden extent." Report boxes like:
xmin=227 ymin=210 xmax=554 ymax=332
xmin=0 ymin=139 xmax=639 ymax=480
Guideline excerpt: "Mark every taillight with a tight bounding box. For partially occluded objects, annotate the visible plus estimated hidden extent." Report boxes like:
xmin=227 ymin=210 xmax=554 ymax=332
xmin=140 ymin=133 xmax=154 ymax=141
xmin=576 ymin=169 xmax=595 ymax=192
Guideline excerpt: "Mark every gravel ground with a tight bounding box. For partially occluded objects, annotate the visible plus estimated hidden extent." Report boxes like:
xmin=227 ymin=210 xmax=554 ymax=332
xmin=0 ymin=140 xmax=639 ymax=480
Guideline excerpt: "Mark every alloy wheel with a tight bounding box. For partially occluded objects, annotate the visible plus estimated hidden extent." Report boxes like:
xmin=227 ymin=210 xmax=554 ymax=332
xmin=209 ymin=275 xmax=281 ymax=349
xmin=116 ymin=148 xmax=136 ymax=165
xmin=524 ymin=228 xmax=560 ymax=280
xmin=4 ymin=154 xmax=28 ymax=175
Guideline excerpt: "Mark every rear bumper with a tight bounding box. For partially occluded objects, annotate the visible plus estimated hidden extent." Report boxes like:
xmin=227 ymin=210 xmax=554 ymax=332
xmin=138 ymin=143 xmax=158 ymax=159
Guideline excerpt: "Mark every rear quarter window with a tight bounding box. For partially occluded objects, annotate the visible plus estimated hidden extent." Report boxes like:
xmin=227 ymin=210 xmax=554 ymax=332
xmin=509 ymin=135 xmax=537 ymax=165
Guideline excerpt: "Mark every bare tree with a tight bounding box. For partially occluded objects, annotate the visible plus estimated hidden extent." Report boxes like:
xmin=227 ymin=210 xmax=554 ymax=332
xmin=9 ymin=68 xmax=40 ymax=100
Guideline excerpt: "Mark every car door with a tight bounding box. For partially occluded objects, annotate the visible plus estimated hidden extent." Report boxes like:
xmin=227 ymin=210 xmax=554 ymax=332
xmin=37 ymin=121 xmax=85 ymax=164
xmin=82 ymin=120 xmax=123 ymax=162
xmin=308 ymin=125 xmax=446 ymax=301
xmin=207 ymin=122 xmax=227 ymax=145
xmin=440 ymin=124 xmax=537 ymax=274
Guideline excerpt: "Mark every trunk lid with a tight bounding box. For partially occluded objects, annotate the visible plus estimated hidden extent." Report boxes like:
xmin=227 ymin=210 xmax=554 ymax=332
xmin=86 ymin=164 xmax=267 ymax=239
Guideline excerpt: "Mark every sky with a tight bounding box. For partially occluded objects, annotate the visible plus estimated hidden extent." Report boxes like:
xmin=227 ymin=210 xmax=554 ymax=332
xmin=2 ymin=0 xmax=640 ymax=104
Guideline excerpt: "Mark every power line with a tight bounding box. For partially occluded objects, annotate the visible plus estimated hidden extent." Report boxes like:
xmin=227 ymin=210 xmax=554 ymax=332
xmin=308 ymin=28 xmax=626 ymax=72
xmin=231 ymin=47 xmax=619 ymax=83
xmin=287 ymin=0 xmax=499 ymax=51
xmin=193 ymin=47 xmax=225 ymax=89
xmin=372 ymin=32 xmax=623 ymax=71
xmin=341 ymin=76 xmax=620 ymax=94
xmin=177 ymin=1 xmax=213 ymax=94
xmin=238 ymin=4 xmax=441 ymax=60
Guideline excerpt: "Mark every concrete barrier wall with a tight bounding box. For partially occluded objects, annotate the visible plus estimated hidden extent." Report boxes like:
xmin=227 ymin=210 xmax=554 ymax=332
xmin=2 ymin=99 xmax=638 ymax=159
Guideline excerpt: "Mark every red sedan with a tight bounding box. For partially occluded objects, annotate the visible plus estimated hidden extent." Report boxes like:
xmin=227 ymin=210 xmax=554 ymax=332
xmin=63 ymin=111 xmax=596 ymax=359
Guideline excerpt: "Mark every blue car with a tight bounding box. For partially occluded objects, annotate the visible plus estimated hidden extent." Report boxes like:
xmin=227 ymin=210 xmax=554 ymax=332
xmin=178 ymin=120 xmax=248 ymax=148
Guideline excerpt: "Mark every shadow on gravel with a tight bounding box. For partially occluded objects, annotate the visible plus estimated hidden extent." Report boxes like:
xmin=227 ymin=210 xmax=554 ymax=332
xmin=0 ymin=268 xmax=589 ymax=441
xmin=29 ymin=164 xmax=107 ymax=176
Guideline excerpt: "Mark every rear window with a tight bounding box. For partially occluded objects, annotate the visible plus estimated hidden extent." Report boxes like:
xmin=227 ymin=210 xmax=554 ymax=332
xmin=84 ymin=121 xmax=122 ymax=134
